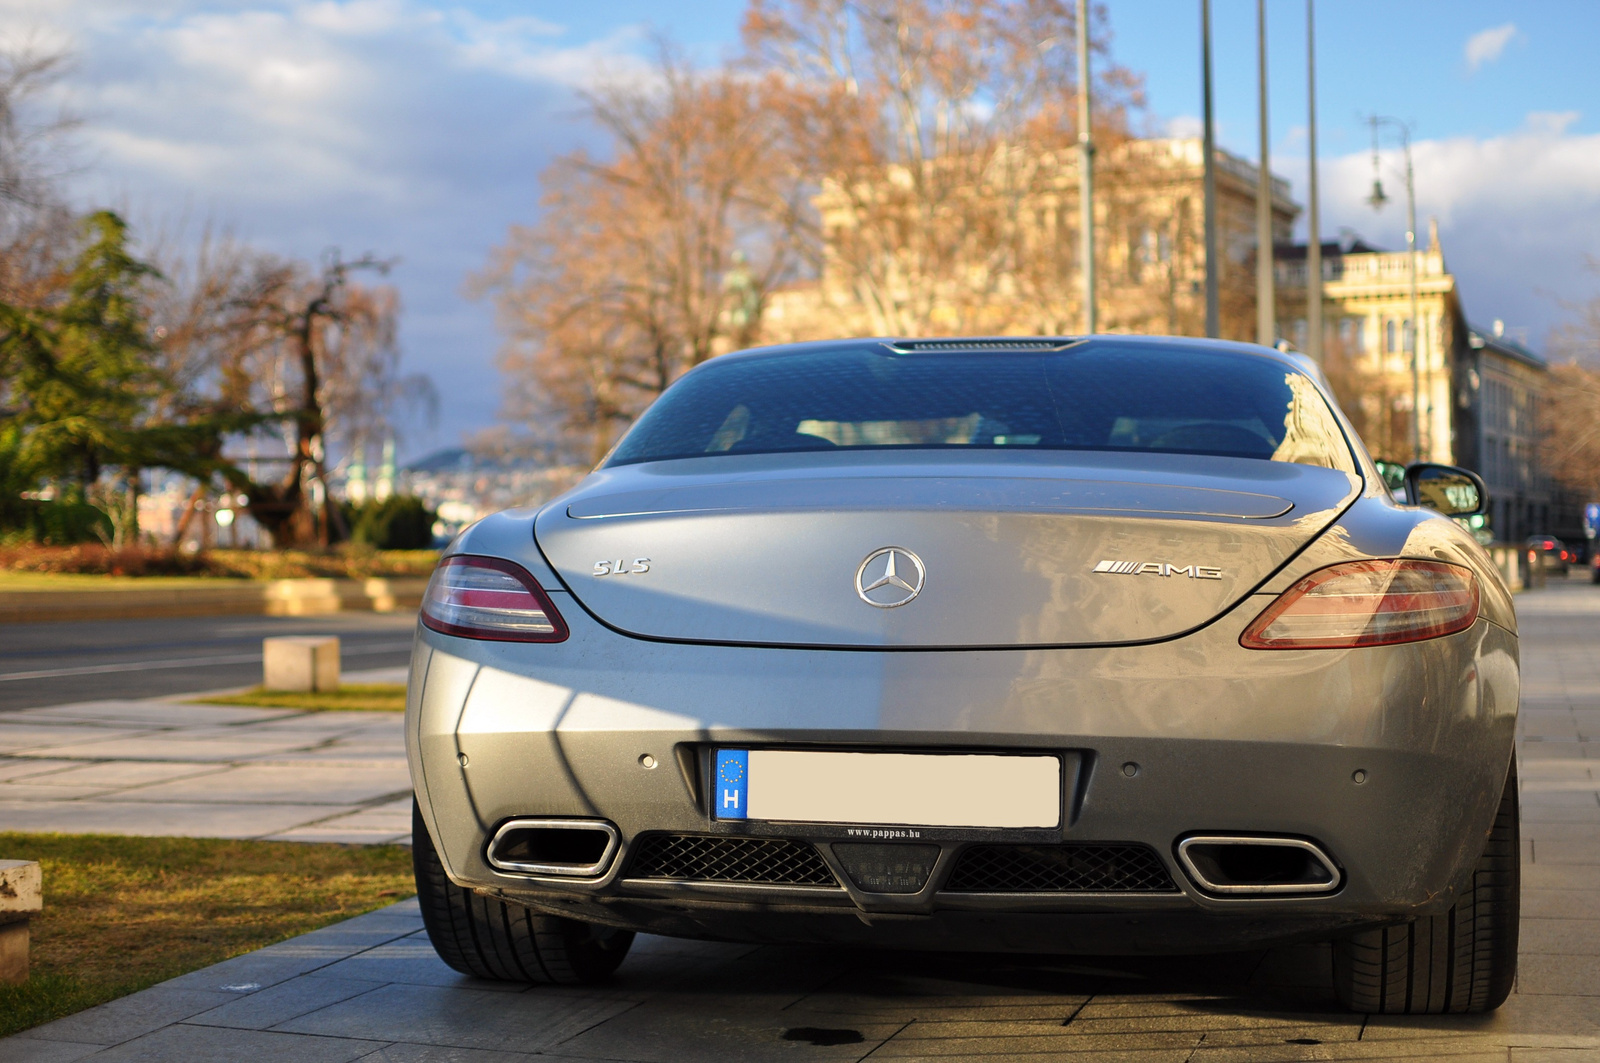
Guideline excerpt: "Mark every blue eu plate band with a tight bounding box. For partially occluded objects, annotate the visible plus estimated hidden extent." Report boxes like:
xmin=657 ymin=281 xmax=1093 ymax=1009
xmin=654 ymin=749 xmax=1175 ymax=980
xmin=715 ymin=749 xmax=748 ymax=819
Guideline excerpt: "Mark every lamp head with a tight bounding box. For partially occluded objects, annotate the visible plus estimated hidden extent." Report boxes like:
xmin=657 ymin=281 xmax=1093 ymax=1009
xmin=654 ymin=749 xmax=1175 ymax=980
xmin=1366 ymin=179 xmax=1389 ymax=211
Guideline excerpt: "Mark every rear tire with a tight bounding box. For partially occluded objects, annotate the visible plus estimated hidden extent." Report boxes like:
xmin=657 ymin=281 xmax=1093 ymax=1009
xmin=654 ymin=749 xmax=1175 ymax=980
xmin=412 ymin=798 xmax=634 ymax=984
xmin=1332 ymin=760 xmax=1519 ymax=1014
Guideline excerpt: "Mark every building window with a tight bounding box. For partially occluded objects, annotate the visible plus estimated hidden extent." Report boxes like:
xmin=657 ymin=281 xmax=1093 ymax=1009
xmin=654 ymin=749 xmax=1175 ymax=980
xmin=1338 ymin=317 xmax=1361 ymax=352
xmin=1127 ymin=225 xmax=1160 ymax=283
xmin=1385 ymin=319 xmax=1397 ymax=353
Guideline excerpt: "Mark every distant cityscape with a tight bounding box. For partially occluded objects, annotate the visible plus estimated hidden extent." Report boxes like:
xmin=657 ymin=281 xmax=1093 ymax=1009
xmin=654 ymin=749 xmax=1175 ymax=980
xmin=138 ymin=448 xmax=585 ymax=551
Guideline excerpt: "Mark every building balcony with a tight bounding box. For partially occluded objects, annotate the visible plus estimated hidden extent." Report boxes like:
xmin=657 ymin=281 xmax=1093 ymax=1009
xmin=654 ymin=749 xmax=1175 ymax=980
xmin=1275 ymin=250 xmax=1446 ymax=289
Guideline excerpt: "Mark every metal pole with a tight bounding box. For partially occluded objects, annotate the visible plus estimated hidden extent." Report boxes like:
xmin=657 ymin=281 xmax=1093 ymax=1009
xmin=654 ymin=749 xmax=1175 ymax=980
xmin=1305 ymin=0 xmax=1322 ymax=362
xmin=1255 ymin=0 xmax=1274 ymax=347
xmin=1366 ymin=115 xmax=1422 ymax=464
xmin=1403 ymin=131 xmax=1421 ymax=463
xmin=1077 ymin=0 xmax=1096 ymax=334
xmin=1201 ymin=0 xmax=1219 ymax=338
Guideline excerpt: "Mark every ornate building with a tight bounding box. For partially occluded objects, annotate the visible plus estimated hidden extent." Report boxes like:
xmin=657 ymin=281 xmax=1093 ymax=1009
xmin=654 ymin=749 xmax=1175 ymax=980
xmin=762 ymin=137 xmax=1296 ymax=344
xmin=1466 ymin=324 xmax=1560 ymax=541
xmin=1276 ymin=234 xmax=1561 ymax=542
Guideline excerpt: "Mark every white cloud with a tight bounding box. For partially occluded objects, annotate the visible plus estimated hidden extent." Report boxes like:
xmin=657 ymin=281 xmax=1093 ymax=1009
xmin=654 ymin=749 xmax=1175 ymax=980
xmin=448 ymin=11 xmax=646 ymax=88
xmin=14 ymin=1 xmax=658 ymax=449
xmin=1525 ymin=110 xmax=1580 ymax=136
xmin=1164 ymin=115 xmax=1201 ymax=139
xmin=1311 ymin=114 xmax=1600 ymax=344
xmin=1464 ymin=22 xmax=1516 ymax=73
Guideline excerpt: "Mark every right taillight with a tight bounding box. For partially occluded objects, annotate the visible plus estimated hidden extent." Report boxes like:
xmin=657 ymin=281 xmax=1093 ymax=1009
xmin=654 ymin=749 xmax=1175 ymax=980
xmin=1241 ymin=559 xmax=1479 ymax=650
xmin=420 ymin=555 xmax=569 ymax=642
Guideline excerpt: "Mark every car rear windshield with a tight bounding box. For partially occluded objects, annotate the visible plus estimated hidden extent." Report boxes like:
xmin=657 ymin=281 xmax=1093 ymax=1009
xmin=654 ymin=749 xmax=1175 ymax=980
xmin=607 ymin=342 xmax=1355 ymax=471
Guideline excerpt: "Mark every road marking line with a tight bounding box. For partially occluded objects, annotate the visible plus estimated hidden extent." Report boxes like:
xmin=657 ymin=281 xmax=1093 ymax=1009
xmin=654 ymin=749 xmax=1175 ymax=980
xmin=0 ymin=643 xmax=413 ymax=683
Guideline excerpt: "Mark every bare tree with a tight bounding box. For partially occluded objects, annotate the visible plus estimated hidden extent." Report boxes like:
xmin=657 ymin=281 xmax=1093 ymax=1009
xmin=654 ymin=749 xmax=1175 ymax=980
xmin=0 ymin=40 xmax=77 ymax=309
xmin=0 ymin=44 xmax=72 ymax=209
xmin=1319 ymin=330 xmax=1413 ymax=461
xmin=152 ymin=246 xmax=433 ymax=547
xmin=476 ymin=50 xmax=802 ymax=465
xmin=1538 ymin=362 xmax=1600 ymax=499
xmin=743 ymin=0 xmax=1144 ymax=336
xmin=1551 ymin=258 xmax=1600 ymax=365
xmin=1540 ymin=261 xmax=1600 ymax=498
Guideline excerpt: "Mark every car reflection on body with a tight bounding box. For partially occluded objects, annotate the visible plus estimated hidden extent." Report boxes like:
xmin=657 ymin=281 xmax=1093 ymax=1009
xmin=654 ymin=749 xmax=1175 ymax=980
xmin=406 ymin=336 xmax=1519 ymax=1014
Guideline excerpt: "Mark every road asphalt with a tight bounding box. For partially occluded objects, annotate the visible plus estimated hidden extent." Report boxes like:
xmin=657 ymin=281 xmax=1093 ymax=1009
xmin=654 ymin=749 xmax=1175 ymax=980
xmin=0 ymin=612 xmax=417 ymax=711
xmin=0 ymin=579 xmax=1597 ymax=1060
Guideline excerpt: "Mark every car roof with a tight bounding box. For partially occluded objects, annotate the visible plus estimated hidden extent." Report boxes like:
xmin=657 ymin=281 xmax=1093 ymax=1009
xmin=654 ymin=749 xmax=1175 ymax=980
xmin=713 ymin=334 xmax=1315 ymax=375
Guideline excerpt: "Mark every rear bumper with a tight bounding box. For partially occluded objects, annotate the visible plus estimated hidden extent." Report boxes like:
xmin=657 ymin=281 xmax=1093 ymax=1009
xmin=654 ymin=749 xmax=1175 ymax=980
xmin=406 ymin=589 xmax=1518 ymax=954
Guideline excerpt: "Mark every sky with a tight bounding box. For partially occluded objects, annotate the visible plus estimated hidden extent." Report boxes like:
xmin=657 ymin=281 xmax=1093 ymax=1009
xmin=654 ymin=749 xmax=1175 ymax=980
xmin=11 ymin=0 xmax=1600 ymax=457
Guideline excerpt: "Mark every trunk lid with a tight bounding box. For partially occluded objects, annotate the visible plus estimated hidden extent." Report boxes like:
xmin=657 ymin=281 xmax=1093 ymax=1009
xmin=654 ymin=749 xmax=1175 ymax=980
xmin=533 ymin=451 xmax=1360 ymax=648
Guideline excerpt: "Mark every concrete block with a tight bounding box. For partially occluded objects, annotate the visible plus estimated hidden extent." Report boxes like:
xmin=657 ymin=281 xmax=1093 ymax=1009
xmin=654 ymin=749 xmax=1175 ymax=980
xmin=0 ymin=921 xmax=28 ymax=984
xmin=0 ymin=859 xmax=41 ymax=985
xmin=0 ymin=860 xmax=42 ymax=915
xmin=263 ymin=578 xmax=343 ymax=617
xmin=263 ymin=636 xmax=340 ymax=692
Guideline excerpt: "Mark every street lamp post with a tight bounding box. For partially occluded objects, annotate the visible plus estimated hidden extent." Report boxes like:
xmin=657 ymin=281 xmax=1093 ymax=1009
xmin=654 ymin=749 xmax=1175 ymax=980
xmin=1201 ymin=0 xmax=1219 ymax=338
xmin=1366 ymin=116 xmax=1422 ymax=464
xmin=1255 ymin=0 xmax=1274 ymax=348
xmin=1077 ymin=0 xmax=1096 ymax=334
xmin=1305 ymin=0 xmax=1322 ymax=363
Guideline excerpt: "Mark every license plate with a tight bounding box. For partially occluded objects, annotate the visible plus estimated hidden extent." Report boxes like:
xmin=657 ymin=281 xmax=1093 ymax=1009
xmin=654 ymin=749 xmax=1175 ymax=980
xmin=712 ymin=749 xmax=1060 ymax=829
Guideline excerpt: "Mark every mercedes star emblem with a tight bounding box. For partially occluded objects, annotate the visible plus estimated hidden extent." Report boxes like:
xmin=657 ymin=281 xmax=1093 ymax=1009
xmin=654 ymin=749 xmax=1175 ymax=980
xmin=855 ymin=547 xmax=926 ymax=608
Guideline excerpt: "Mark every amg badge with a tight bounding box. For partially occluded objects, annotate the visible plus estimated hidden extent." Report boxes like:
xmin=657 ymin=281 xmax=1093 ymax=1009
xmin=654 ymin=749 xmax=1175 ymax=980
xmin=1093 ymin=560 xmax=1223 ymax=580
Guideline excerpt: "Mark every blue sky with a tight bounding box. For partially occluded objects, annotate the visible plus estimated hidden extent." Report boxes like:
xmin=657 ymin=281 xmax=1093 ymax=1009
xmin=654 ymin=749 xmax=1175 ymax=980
xmin=16 ymin=0 xmax=1600 ymax=455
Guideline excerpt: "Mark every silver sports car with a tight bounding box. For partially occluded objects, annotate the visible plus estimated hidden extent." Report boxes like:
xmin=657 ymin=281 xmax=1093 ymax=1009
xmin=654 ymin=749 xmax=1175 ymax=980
xmin=407 ymin=336 xmax=1518 ymax=1014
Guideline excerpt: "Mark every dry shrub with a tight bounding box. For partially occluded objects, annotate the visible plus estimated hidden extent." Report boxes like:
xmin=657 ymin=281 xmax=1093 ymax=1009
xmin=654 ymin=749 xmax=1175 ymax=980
xmin=0 ymin=544 xmax=208 ymax=576
xmin=0 ymin=544 xmax=437 ymax=578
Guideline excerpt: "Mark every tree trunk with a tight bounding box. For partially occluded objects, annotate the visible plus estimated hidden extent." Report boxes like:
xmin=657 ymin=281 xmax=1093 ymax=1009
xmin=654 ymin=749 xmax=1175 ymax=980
xmin=170 ymin=484 xmax=205 ymax=550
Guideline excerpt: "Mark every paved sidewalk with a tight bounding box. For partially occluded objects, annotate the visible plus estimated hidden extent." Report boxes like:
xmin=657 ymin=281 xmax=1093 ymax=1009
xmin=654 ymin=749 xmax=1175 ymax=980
xmin=2 ymin=585 xmax=1599 ymax=1061
xmin=0 ymin=668 xmax=410 ymax=844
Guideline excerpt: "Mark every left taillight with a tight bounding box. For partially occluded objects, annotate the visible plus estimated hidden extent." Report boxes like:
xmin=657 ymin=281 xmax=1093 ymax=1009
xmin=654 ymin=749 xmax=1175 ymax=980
xmin=1240 ymin=559 xmax=1479 ymax=650
xmin=420 ymin=555 xmax=569 ymax=642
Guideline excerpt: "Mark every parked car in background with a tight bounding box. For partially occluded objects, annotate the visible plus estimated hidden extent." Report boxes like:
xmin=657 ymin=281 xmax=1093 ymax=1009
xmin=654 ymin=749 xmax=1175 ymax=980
xmin=1526 ymin=536 xmax=1572 ymax=575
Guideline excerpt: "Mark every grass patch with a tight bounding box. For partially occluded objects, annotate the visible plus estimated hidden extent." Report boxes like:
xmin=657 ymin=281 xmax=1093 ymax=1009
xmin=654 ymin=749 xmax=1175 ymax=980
xmin=0 ymin=832 xmax=414 ymax=1038
xmin=189 ymin=683 xmax=407 ymax=712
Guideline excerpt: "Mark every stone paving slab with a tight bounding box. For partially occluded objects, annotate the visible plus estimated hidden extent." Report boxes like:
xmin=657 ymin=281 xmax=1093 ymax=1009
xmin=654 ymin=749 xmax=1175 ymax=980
xmin=8 ymin=761 xmax=227 ymax=788
xmin=4 ymin=591 xmax=1600 ymax=1059
xmin=0 ymin=726 xmax=163 ymax=755
xmin=0 ymin=668 xmax=411 ymax=844
xmin=0 ymin=798 xmax=371 ymax=838
xmin=120 ymin=763 xmax=407 ymax=806
xmin=185 ymin=977 xmax=390 ymax=1032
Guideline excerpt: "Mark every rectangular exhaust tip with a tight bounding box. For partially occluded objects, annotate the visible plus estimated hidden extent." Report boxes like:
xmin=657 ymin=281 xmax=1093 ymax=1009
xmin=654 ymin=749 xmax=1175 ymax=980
xmin=1176 ymin=835 xmax=1342 ymax=895
xmin=487 ymin=818 xmax=619 ymax=877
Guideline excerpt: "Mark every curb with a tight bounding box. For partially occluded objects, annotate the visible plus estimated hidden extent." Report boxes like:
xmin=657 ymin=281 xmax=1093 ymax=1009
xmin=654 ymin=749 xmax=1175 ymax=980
xmin=0 ymin=577 xmax=428 ymax=624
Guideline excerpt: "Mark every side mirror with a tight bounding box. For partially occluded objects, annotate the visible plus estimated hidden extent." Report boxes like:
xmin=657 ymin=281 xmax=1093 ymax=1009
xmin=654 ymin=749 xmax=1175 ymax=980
xmin=1404 ymin=463 xmax=1488 ymax=516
